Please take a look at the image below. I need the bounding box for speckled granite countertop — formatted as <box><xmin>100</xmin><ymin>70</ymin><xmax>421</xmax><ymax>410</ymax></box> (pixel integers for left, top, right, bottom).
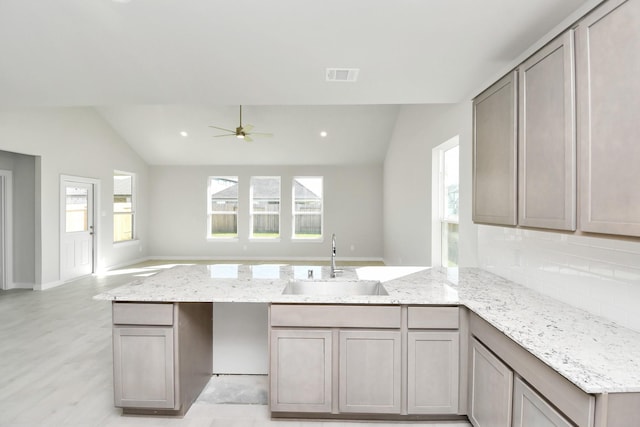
<box><xmin>95</xmin><ymin>264</ymin><xmax>640</xmax><ymax>395</ymax></box>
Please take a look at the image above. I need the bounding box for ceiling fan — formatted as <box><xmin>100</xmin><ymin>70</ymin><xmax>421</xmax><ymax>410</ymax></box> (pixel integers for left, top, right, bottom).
<box><xmin>209</xmin><ymin>105</ymin><xmax>273</xmax><ymax>142</ymax></box>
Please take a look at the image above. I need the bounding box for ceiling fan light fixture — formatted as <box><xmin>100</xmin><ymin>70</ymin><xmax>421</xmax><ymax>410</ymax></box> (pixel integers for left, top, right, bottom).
<box><xmin>209</xmin><ymin>105</ymin><xmax>273</xmax><ymax>142</ymax></box>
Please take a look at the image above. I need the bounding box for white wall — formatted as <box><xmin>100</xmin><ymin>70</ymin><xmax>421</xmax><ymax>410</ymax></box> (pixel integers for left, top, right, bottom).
<box><xmin>0</xmin><ymin>108</ymin><xmax>149</xmax><ymax>287</ymax></box>
<box><xmin>383</xmin><ymin>102</ymin><xmax>477</xmax><ymax>267</ymax></box>
<box><xmin>148</xmin><ymin>164</ymin><xmax>383</xmax><ymax>260</ymax></box>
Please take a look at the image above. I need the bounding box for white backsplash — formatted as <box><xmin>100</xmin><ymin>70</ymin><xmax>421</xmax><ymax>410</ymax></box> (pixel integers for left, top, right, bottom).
<box><xmin>477</xmin><ymin>225</ymin><xmax>640</xmax><ymax>332</ymax></box>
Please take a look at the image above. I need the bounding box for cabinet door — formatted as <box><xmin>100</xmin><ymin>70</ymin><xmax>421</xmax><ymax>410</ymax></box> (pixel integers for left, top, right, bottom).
<box><xmin>270</xmin><ymin>329</ymin><xmax>332</xmax><ymax>413</ymax></box>
<box><xmin>407</xmin><ymin>331</ymin><xmax>459</xmax><ymax>414</ymax></box>
<box><xmin>513</xmin><ymin>376</ymin><xmax>572</xmax><ymax>427</ymax></box>
<box><xmin>577</xmin><ymin>0</ymin><xmax>640</xmax><ymax>237</ymax></box>
<box><xmin>469</xmin><ymin>338</ymin><xmax>513</xmax><ymax>427</ymax></box>
<box><xmin>518</xmin><ymin>30</ymin><xmax>576</xmax><ymax>230</ymax></box>
<box><xmin>113</xmin><ymin>326</ymin><xmax>175</xmax><ymax>409</ymax></box>
<box><xmin>473</xmin><ymin>71</ymin><xmax>518</xmax><ymax>226</ymax></box>
<box><xmin>339</xmin><ymin>330</ymin><xmax>401</xmax><ymax>414</ymax></box>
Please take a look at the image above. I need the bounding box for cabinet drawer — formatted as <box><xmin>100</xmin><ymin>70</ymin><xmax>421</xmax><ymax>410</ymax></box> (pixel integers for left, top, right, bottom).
<box><xmin>113</xmin><ymin>302</ymin><xmax>174</xmax><ymax>325</ymax></box>
<box><xmin>271</xmin><ymin>305</ymin><xmax>401</xmax><ymax>328</ymax></box>
<box><xmin>408</xmin><ymin>306</ymin><xmax>459</xmax><ymax>329</ymax></box>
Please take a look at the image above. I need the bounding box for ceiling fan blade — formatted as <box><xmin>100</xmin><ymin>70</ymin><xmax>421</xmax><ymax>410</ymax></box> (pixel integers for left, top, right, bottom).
<box><xmin>250</xmin><ymin>132</ymin><xmax>273</xmax><ymax>137</ymax></box>
<box><xmin>213</xmin><ymin>134</ymin><xmax>235</xmax><ymax>138</ymax></box>
<box><xmin>243</xmin><ymin>124</ymin><xmax>254</xmax><ymax>133</ymax></box>
<box><xmin>209</xmin><ymin>125</ymin><xmax>236</xmax><ymax>133</ymax></box>
<box><xmin>244</xmin><ymin>135</ymin><xmax>254</xmax><ymax>142</ymax></box>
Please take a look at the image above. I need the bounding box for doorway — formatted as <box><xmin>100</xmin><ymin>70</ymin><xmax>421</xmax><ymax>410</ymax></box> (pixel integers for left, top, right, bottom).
<box><xmin>0</xmin><ymin>170</ymin><xmax>13</xmax><ymax>290</ymax></box>
<box><xmin>60</xmin><ymin>177</ymin><xmax>98</xmax><ymax>281</ymax></box>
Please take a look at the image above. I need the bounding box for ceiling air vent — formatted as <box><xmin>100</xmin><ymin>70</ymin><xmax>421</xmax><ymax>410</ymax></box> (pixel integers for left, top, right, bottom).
<box><xmin>326</xmin><ymin>68</ymin><xmax>359</xmax><ymax>82</ymax></box>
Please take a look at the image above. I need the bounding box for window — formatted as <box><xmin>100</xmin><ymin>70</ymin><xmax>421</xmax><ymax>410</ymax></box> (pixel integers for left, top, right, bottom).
<box><xmin>432</xmin><ymin>138</ymin><xmax>459</xmax><ymax>267</ymax></box>
<box><xmin>113</xmin><ymin>172</ymin><xmax>135</xmax><ymax>242</ymax></box>
<box><xmin>208</xmin><ymin>177</ymin><xmax>239</xmax><ymax>238</ymax></box>
<box><xmin>250</xmin><ymin>176</ymin><xmax>280</xmax><ymax>239</ymax></box>
<box><xmin>67</xmin><ymin>186</ymin><xmax>89</xmax><ymax>233</ymax></box>
<box><xmin>292</xmin><ymin>177</ymin><xmax>323</xmax><ymax>239</ymax></box>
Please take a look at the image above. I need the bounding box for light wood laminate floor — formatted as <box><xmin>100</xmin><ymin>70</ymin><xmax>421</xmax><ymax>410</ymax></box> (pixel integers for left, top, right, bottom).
<box><xmin>0</xmin><ymin>261</ymin><xmax>470</xmax><ymax>427</ymax></box>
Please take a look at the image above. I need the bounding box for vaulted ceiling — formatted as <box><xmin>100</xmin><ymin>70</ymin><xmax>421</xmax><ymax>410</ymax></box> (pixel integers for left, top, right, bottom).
<box><xmin>0</xmin><ymin>0</ymin><xmax>592</xmax><ymax>164</ymax></box>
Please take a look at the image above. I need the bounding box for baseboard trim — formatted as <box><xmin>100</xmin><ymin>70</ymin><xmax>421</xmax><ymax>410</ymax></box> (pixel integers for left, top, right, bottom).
<box><xmin>8</xmin><ymin>282</ymin><xmax>35</xmax><ymax>290</ymax></box>
<box><xmin>100</xmin><ymin>256</ymin><xmax>151</xmax><ymax>273</ymax></box>
<box><xmin>35</xmin><ymin>280</ymin><xmax>64</xmax><ymax>291</ymax></box>
<box><xmin>146</xmin><ymin>255</ymin><xmax>385</xmax><ymax>263</ymax></box>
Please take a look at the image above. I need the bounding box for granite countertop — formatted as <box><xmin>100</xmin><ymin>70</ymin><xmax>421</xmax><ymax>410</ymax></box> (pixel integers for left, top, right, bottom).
<box><xmin>94</xmin><ymin>264</ymin><xmax>640</xmax><ymax>395</ymax></box>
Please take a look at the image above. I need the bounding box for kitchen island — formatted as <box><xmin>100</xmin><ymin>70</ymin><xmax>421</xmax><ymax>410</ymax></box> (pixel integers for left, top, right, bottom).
<box><xmin>95</xmin><ymin>265</ymin><xmax>640</xmax><ymax>426</ymax></box>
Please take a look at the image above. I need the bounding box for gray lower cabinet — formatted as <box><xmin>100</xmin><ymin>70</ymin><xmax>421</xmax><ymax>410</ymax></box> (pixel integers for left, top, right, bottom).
<box><xmin>518</xmin><ymin>29</ymin><xmax>576</xmax><ymax>231</ymax></box>
<box><xmin>576</xmin><ymin>0</ymin><xmax>640</xmax><ymax>237</ymax></box>
<box><xmin>269</xmin><ymin>305</ymin><xmax>465</xmax><ymax>420</ymax></box>
<box><xmin>269</xmin><ymin>329</ymin><xmax>332</xmax><ymax>413</ymax></box>
<box><xmin>407</xmin><ymin>331</ymin><xmax>459</xmax><ymax>414</ymax></box>
<box><xmin>513</xmin><ymin>376</ymin><xmax>572</xmax><ymax>427</ymax></box>
<box><xmin>112</xmin><ymin>302</ymin><xmax>213</xmax><ymax>415</ymax></box>
<box><xmin>469</xmin><ymin>337</ymin><xmax>513</xmax><ymax>427</ymax></box>
<box><xmin>472</xmin><ymin>70</ymin><xmax>518</xmax><ymax>226</ymax></box>
<box><xmin>113</xmin><ymin>326</ymin><xmax>175</xmax><ymax>409</ymax></box>
<box><xmin>339</xmin><ymin>330</ymin><xmax>401</xmax><ymax>414</ymax></box>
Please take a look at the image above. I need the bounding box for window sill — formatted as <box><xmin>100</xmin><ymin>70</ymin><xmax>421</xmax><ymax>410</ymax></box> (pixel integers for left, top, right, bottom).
<box><xmin>113</xmin><ymin>239</ymin><xmax>140</xmax><ymax>247</ymax></box>
<box><xmin>292</xmin><ymin>237</ymin><xmax>324</xmax><ymax>243</ymax></box>
<box><xmin>249</xmin><ymin>237</ymin><xmax>281</xmax><ymax>242</ymax></box>
<box><xmin>207</xmin><ymin>237</ymin><xmax>239</xmax><ymax>242</ymax></box>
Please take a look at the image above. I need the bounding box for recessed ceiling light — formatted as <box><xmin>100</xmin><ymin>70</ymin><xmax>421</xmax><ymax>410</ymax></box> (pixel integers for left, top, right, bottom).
<box><xmin>320</xmin><ymin>131</ymin><xmax>328</xmax><ymax>138</ymax></box>
<box><xmin>180</xmin><ymin>131</ymin><xmax>188</xmax><ymax>137</ymax></box>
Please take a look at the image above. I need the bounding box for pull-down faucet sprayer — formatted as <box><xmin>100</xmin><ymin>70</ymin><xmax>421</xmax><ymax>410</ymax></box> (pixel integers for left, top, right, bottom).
<box><xmin>330</xmin><ymin>233</ymin><xmax>343</xmax><ymax>278</ymax></box>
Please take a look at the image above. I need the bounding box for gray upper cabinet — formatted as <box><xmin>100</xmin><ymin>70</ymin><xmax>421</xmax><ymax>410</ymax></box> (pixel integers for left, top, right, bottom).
<box><xmin>518</xmin><ymin>30</ymin><xmax>576</xmax><ymax>231</ymax></box>
<box><xmin>473</xmin><ymin>71</ymin><xmax>518</xmax><ymax>226</ymax></box>
<box><xmin>576</xmin><ymin>0</ymin><xmax>640</xmax><ymax>237</ymax></box>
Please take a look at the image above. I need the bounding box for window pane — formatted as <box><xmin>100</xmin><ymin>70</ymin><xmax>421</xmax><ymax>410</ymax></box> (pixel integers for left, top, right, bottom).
<box><xmin>441</xmin><ymin>222</ymin><xmax>459</xmax><ymax>267</ymax></box>
<box><xmin>114</xmin><ymin>213</ymin><xmax>133</xmax><ymax>242</ymax></box>
<box><xmin>211</xmin><ymin>177</ymin><xmax>238</xmax><ymax>211</ymax></box>
<box><xmin>443</xmin><ymin>145</ymin><xmax>459</xmax><ymax>221</ymax></box>
<box><xmin>252</xmin><ymin>214</ymin><xmax>279</xmax><ymax>237</ymax></box>
<box><xmin>114</xmin><ymin>173</ymin><xmax>134</xmax><ymax>241</ymax></box>
<box><xmin>66</xmin><ymin>186</ymin><xmax>88</xmax><ymax>232</ymax></box>
<box><xmin>114</xmin><ymin>175</ymin><xmax>132</xmax><ymax>196</ymax></box>
<box><xmin>251</xmin><ymin>177</ymin><xmax>280</xmax><ymax>238</ymax></box>
<box><xmin>293</xmin><ymin>177</ymin><xmax>323</xmax><ymax>239</ymax></box>
<box><xmin>210</xmin><ymin>177</ymin><xmax>238</xmax><ymax>238</ymax></box>
<box><xmin>211</xmin><ymin>213</ymin><xmax>238</xmax><ymax>238</ymax></box>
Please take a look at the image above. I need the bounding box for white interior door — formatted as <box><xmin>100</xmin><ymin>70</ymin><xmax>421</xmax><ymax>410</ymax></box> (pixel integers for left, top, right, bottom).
<box><xmin>60</xmin><ymin>180</ymin><xmax>94</xmax><ymax>281</ymax></box>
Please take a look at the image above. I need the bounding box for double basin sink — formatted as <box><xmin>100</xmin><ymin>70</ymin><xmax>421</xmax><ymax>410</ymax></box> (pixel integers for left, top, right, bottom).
<box><xmin>282</xmin><ymin>279</ymin><xmax>388</xmax><ymax>296</ymax></box>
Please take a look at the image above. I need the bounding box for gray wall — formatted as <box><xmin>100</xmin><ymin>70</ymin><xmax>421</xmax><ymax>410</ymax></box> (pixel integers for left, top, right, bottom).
<box><xmin>148</xmin><ymin>164</ymin><xmax>383</xmax><ymax>261</ymax></box>
<box><xmin>383</xmin><ymin>102</ymin><xmax>477</xmax><ymax>267</ymax></box>
<box><xmin>0</xmin><ymin>150</ymin><xmax>36</xmax><ymax>285</ymax></box>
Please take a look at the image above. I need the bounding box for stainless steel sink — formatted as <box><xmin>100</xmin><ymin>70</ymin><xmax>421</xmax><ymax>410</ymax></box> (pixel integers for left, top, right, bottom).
<box><xmin>282</xmin><ymin>280</ymin><xmax>388</xmax><ymax>296</ymax></box>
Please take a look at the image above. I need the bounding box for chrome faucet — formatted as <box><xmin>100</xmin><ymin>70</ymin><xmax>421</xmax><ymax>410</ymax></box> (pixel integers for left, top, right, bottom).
<box><xmin>330</xmin><ymin>233</ymin><xmax>343</xmax><ymax>278</ymax></box>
